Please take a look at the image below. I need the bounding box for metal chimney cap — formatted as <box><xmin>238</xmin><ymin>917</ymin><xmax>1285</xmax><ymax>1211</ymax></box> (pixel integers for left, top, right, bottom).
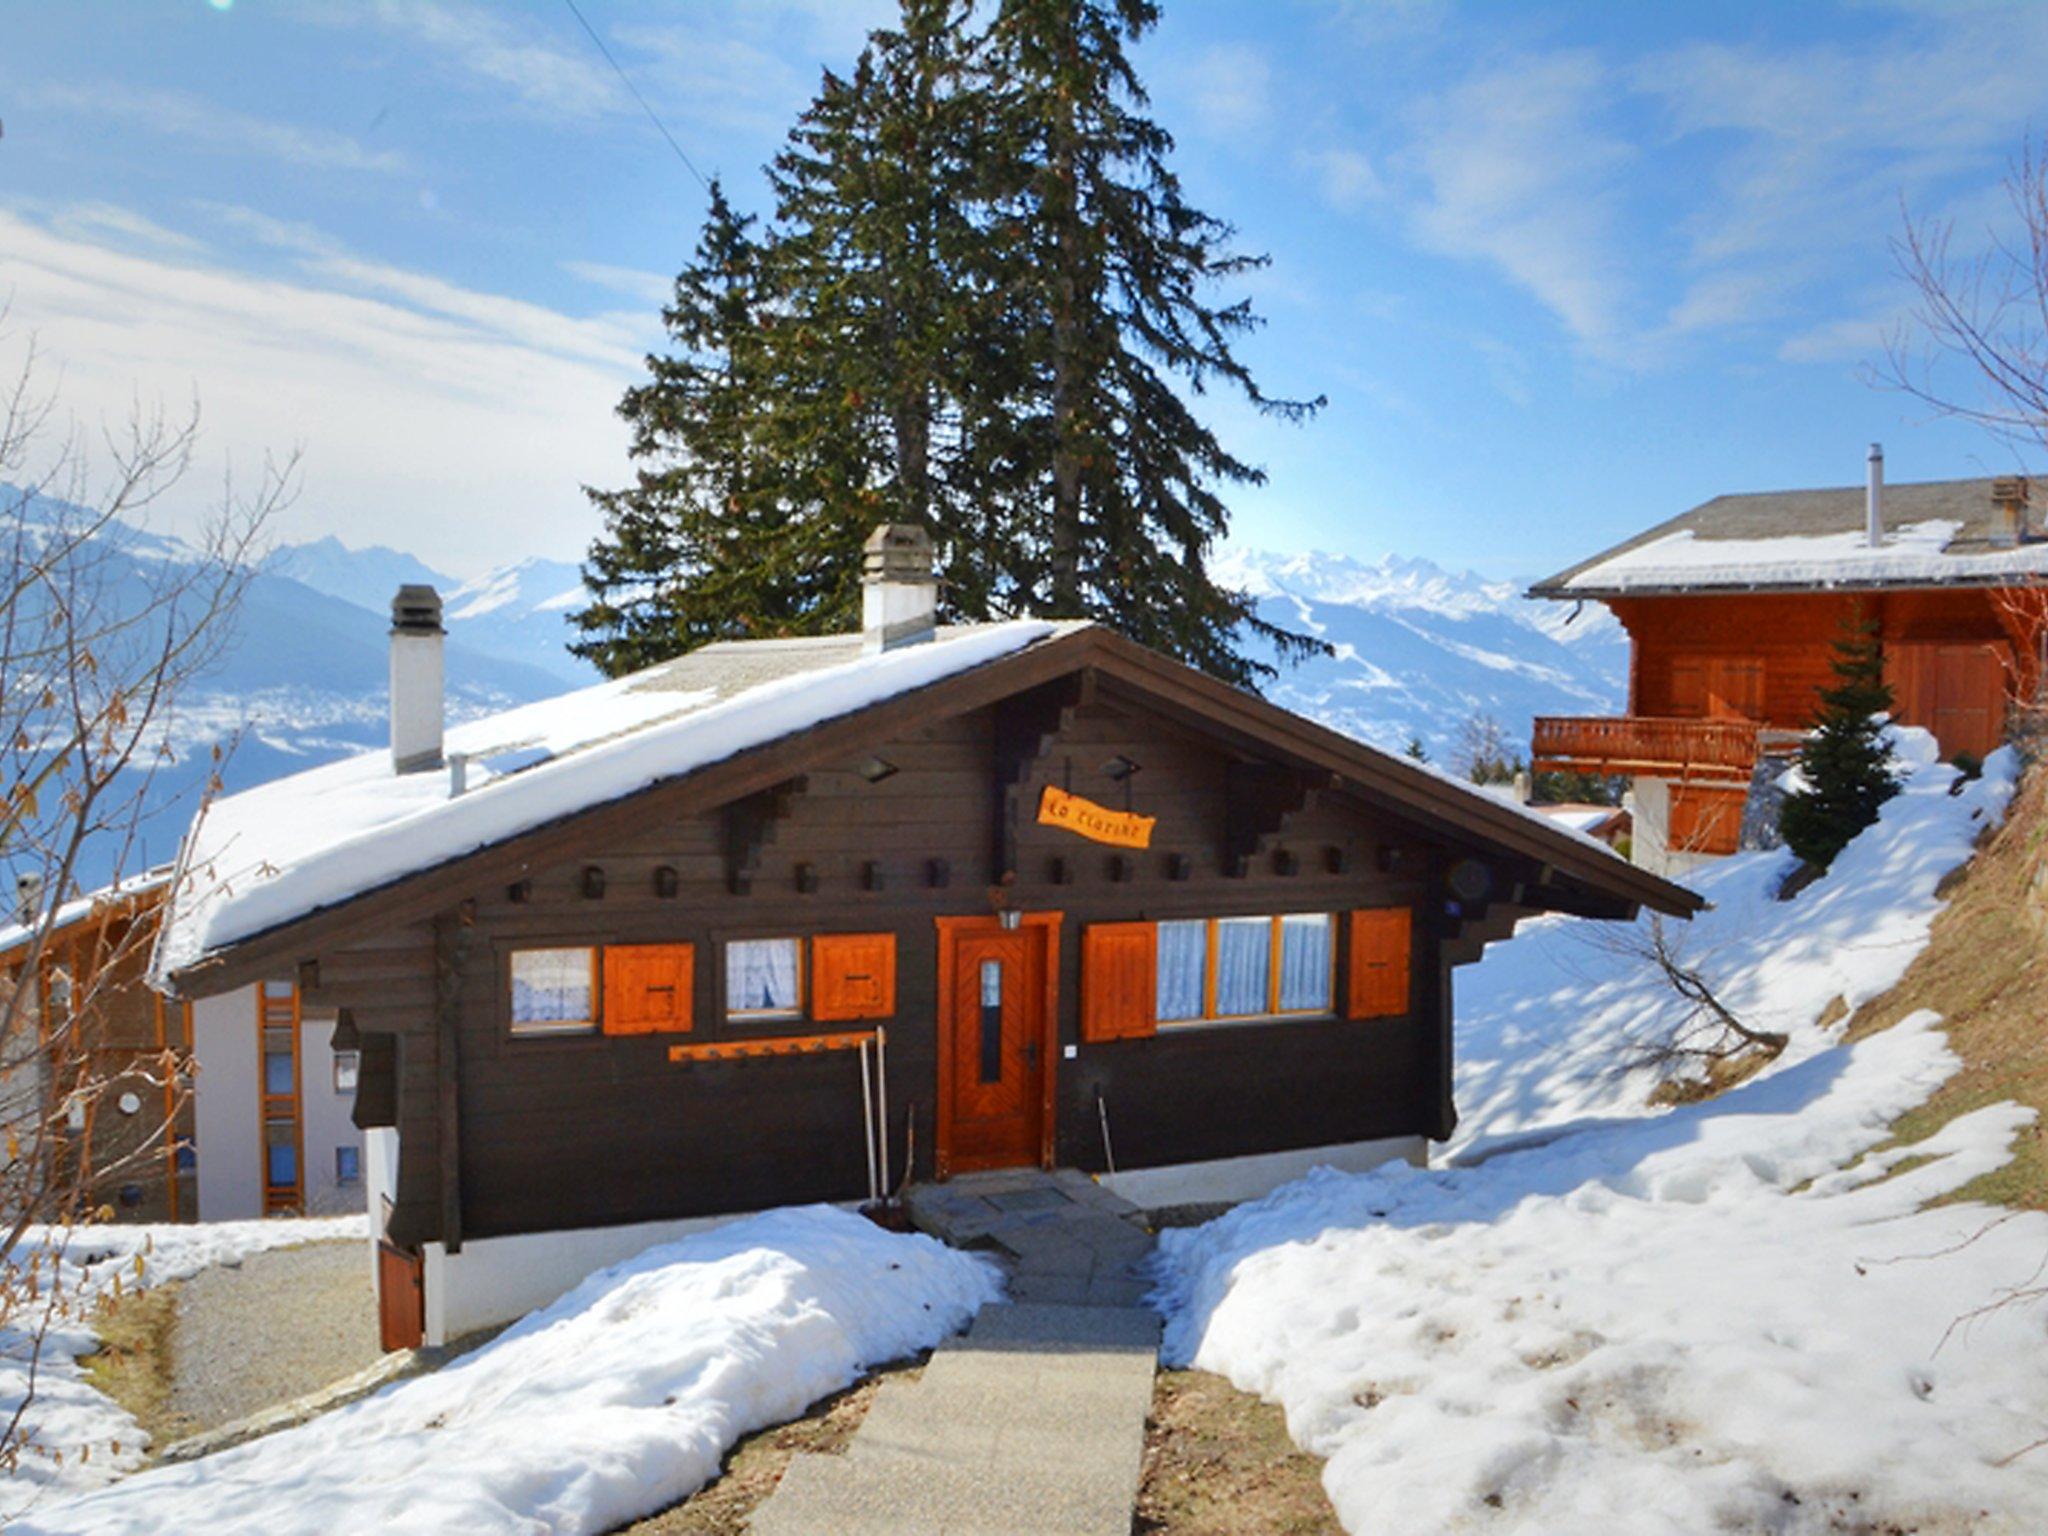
<box><xmin>391</xmin><ymin>584</ymin><xmax>445</xmax><ymax>635</ymax></box>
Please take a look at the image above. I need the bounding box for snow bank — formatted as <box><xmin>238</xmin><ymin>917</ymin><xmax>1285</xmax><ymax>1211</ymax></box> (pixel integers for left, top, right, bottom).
<box><xmin>158</xmin><ymin>621</ymin><xmax>1062</xmax><ymax>973</ymax></box>
<box><xmin>1155</xmin><ymin>1019</ymin><xmax>2048</xmax><ymax>1533</ymax></box>
<box><xmin>1451</xmin><ymin>733</ymin><xmax>2016</xmax><ymax>1159</ymax></box>
<box><xmin>2</xmin><ymin>1216</ymin><xmax>366</xmax><ymax>1510</ymax></box>
<box><xmin>16</xmin><ymin>1206</ymin><xmax>1001</xmax><ymax>1535</ymax></box>
<box><xmin>1154</xmin><ymin>735</ymin><xmax>2048</xmax><ymax>1533</ymax></box>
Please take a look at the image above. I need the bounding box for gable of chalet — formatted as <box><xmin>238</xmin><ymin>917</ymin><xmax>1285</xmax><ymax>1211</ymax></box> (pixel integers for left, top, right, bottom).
<box><xmin>157</xmin><ymin>623</ymin><xmax>1697</xmax><ymax>996</ymax></box>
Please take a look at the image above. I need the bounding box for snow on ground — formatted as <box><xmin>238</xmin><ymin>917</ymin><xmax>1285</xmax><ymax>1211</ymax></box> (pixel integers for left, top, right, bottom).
<box><xmin>1</xmin><ymin>1215</ymin><xmax>366</xmax><ymax>1511</ymax></box>
<box><xmin>1452</xmin><ymin>730</ymin><xmax>2015</xmax><ymax>1160</ymax></box>
<box><xmin>1154</xmin><ymin>734</ymin><xmax>2048</xmax><ymax>1534</ymax></box>
<box><xmin>15</xmin><ymin>1206</ymin><xmax>1001</xmax><ymax>1536</ymax></box>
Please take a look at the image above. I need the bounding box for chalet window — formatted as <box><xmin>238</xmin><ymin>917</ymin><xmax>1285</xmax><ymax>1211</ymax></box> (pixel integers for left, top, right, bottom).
<box><xmin>335</xmin><ymin>1145</ymin><xmax>361</xmax><ymax>1186</ymax></box>
<box><xmin>333</xmin><ymin>1050</ymin><xmax>360</xmax><ymax>1095</ymax></box>
<box><xmin>1156</xmin><ymin>913</ymin><xmax>1337</xmax><ymax>1026</ymax></box>
<box><xmin>727</xmin><ymin>937</ymin><xmax>803</xmax><ymax>1021</ymax></box>
<box><xmin>509</xmin><ymin>947</ymin><xmax>598</xmax><ymax>1035</ymax></box>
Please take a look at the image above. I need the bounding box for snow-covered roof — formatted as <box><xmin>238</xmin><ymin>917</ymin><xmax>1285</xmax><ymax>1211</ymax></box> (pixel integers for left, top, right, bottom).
<box><xmin>1532</xmin><ymin>475</ymin><xmax>2048</xmax><ymax>597</ymax></box>
<box><xmin>156</xmin><ymin>621</ymin><xmax>1072</xmax><ymax>977</ymax></box>
<box><xmin>0</xmin><ymin>867</ymin><xmax>173</xmax><ymax>965</ymax></box>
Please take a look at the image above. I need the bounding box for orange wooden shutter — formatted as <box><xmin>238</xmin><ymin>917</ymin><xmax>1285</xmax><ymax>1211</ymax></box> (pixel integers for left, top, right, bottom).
<box><xmin>1082</xmin><ymin>922</ymin><xmax>1157</xmax><ymax>1042</ymax></box>
<box><xmin>602</xmin><ymin>943</ymin><xmax>694</xmax><ymax>1034</ymax></box>
<box><xmin>811</xmin><ymin>932</ymin><xmax>897</xmax><ymax>1022</ymax></box>
<box><xmin>1347</xmin><ymin>909</ymin><xmax>1411</xmax><ymax>1020</ymax></box>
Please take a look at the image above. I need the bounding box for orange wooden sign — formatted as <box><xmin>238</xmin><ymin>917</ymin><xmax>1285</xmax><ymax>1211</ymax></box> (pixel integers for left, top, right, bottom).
<box><xmin>1036</xmin><ymin>785</ymin><xmax>1155</xmax><ymax>850</ymax></box>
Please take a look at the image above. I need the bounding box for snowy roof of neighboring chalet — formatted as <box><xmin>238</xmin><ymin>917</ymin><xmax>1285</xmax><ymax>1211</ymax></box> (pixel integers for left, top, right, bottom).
<box><xmin>154</xmin><ymin>621</ymin><xmax>1074</xmax><ymax>979</ymax></box>
<box><xmin>0</xmin><ymin>867</ymin><xmax>173</xmax><ymax>965</ymax></box>
<box><xmin>1530</xmin><ymin>475</ymin><xmax>2048</xmax><ymax>598</ymax></box>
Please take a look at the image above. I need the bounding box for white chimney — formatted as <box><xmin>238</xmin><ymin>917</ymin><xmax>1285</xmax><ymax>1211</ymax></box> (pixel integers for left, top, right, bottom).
<box><xmin>389</xmin><ymin>585</ymin><xmax>445</xmax><ymax>773</ymax></box>
<box><xmin>1866</xmin><ymin>443</ymin><xmax>1884</xmax><ymax>548</ymax></box>
<box><xmin>861</xmin><ymin>524</ymin><xmax>938</xmax><ymax>654</ymax></box>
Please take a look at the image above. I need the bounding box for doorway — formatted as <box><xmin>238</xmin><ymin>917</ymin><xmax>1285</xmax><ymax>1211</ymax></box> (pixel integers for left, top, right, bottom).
<box><xmin>934</xmin><ymin>914</ymin><xmax>1061</xmax><ymax>1177</ymax></box>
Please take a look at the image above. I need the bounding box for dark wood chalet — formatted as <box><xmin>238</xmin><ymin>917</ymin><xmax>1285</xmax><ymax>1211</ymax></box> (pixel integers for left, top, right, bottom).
<box><xmin>1530</xmin><ymin>460</ymin><xmax>2048</xmax><ymax>865</ymax></box>
<box><xmin>155</xmin><ymin>527</ymin><xmax>1696</xmax><ymax>1344</ymax></box>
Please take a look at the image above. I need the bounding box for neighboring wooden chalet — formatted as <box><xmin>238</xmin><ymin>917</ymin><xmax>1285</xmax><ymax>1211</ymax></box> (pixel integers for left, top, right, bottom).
<box><xmin>153</xmin><ymin>527</ymin><xmax>1696</xmax><ymax>1347</ymax></box>
<box><xmin>0</xmin><ymin>878</ymin><xmax>365</xmax><ymax>1223</ymax></box>
<box><xmin>1530</xmin><ymin>458</ymin><xmax>2047</xmax><ymax>870</ymax></box>
<box><xmin>0</xmin><ymin>874</ymin><xmax>194</xmax><ymax>1222</ymax></box>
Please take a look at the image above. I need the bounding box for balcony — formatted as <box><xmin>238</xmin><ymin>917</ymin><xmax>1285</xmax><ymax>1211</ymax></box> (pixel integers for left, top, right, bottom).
<box><xmin>1531</xmin><ymin>715</ymin><xmax>1761</xmax><ymax>784</ymax></box>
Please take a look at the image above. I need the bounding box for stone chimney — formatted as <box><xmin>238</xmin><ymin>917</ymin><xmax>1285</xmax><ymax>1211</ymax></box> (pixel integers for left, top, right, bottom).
<box><xmin>862</xmin><ymin>524</ymin><xmax>937</xmax><ymax>654</ymax></box>
<box><xmin>389</xmin><ymin>585</ymin><xmax>445</xmax><ymax>774</ymax></box>
<box><xmin>1991</xmin><ymin>476</ymin><xmax>2029</xmax><ymax>548</ymax></box>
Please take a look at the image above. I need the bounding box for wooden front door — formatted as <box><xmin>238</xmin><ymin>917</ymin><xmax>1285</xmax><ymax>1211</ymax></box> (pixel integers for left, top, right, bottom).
<box><xmin>938</xmin><ymin>919</ymin><xmax>1055</xmax><ymax>1176</ymax></box>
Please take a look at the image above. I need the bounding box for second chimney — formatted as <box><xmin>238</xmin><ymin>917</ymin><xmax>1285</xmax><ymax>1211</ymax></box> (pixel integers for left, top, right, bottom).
<box><xmin>862</xmin><ymin>524</ymin><xmax>937</xmax><ymax>654</ymax></box>
<box><xmin>390</xmin><ymin>584</ymin><xmax>445</xmax><ymax>774</ymax></box>
<box><xmin>1866</xmin><ymin>442</ymin><xmax>1884</xmax><ymax>548</ymax></box>
<box><xmin>1991</xmin><ymin>476</ymin><xmax>2029</xmax><ymax>548</ymax></box>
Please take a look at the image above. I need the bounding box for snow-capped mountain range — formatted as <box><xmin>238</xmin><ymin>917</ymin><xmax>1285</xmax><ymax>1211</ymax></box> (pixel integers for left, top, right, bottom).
<box><xmin>22</xmin><ymin>499</ymin><xmax>1622</xmax><ymax>888</ymax></box>
<box><xmin>1218</xmin><ymin>548</ymin><xmax>1626</xmax><ymax>761</ymax></box>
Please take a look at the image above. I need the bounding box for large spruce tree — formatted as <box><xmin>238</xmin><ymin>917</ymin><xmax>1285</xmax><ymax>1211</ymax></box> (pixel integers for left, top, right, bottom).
<box><xmin>570</xmin><ymin>182</ymin><xmax>813</xmax><ymax>674</ymax></box>
<box><xmin>1778</xmin><ymin>618</ymin><xmax>1900</xmax><ymax>871</ymax></box>
<box><xmin>980</xmin><ymin>0</ymin><xmax>1324</xmax><ymax>682</ymax></box>
<box><xmin>574</xmin><ymin>0</ymin><xmax>1320</xmax><ymax>685</ymax></box>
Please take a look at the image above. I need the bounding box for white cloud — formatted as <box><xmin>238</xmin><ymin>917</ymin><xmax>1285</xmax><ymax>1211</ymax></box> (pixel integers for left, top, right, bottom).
<box><xmin>563</xmin><ymin>260</ymin><xmax>674</xmax><ymax>308</ymax></box>
<box><xmin>1173</xmin><ymin>44</ymin><xmax>1275</xmax><ymax>140</ymax></box>
<box><xmin>356</xmin><ymin>0</ymin><xmax>621</xmax><ymax>118</ymax></box>
<box><xmin>1301</xmin><ymin>147</ymin><xmax>1385</xmax><ymax>210</ymax></box>
<box><xmin>1402</xmin><ymin>51</ymin><xmax>1641</xmax><ymax>361</ymax></box>
<box><xmin>0</xmin><ymin>200</ymin><xmax>643</xmax><ymax>575</ymax></box>
<box><xmin>29</xmin><ymin>82</ymin><xmax>408</xmax><ymax>174</ymax></box>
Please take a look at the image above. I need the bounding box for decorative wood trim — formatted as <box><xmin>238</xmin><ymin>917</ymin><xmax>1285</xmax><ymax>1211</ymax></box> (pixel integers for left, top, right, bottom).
<box><xmin>666</xmin><ymin>1029</ymin><xmax>875</xmax><ymax>1064</ymax></box>
<box><xmin>933</xmin><ymin>912</ymin><xmax>1063</xmax><ymax>1180</ymax></box>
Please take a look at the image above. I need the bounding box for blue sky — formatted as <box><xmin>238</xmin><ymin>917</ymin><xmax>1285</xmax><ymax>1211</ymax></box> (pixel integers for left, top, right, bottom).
<box><xmin>2</xmin><ymin>0</ymin><xmax>2042</xmax><ymax>581</ymax></box>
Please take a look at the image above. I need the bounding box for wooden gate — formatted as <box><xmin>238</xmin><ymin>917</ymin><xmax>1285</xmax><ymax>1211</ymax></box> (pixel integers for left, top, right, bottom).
<box><xmin>377</xmin><ymin>1240</ymin><xmax>425</xmax><ymax>1352</ymax></box>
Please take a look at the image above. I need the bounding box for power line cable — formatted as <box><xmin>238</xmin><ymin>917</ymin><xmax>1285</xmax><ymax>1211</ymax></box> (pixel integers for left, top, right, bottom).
<box><xmin>559</xmin><ymin>0</ymin><xmax>712</xmax><ymax>193</ymax></box>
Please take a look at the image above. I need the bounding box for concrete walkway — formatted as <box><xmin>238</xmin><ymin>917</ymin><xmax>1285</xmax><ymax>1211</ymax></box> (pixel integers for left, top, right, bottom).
<box><xmin>749</xmin><ymin>1170</ymin><xmax>1160</xmax><ymax>1536</ymax></box>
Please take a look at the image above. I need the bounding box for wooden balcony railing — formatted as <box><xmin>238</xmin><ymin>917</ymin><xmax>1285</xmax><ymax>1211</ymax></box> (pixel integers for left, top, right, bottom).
<box><xmin>1531</xmin><ymin>716</ymin><xmax>1761</xmax><ymax>783</ymax></box>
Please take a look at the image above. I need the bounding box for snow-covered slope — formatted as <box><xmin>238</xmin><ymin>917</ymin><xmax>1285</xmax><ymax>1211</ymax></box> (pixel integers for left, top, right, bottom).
<box><xmin>444</xmin><ymin>555</ymin><xmax>591</xmax><ymax>684</ymax></box>
<box><xmin>0</xmin><ymin>496</ymin><xmax>574</xmax><ymax>888</ymax></box>
<box><xmin>1155</xmin><ymin>740</ymin><xmax>2048</xmax><ymax>1533</ymax></box>
<box><xmin>1217</xmin><ymin>548</ymin><xmax>1626</xmax><ymax>762</ymax></box>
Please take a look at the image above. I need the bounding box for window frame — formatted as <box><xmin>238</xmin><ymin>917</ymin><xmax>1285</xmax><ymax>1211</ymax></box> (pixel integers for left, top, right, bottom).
<box><xmin>723</xmin><ymin>935</ymin><xmax>807</xmax><ymax>1024</ymax></box>
<box><xmin>332</xmin><ymin>1049</ymin><xmax>360</xmax><ymax>1095</ymax></box>
<box><xmin>334</xmin><ymin>1144</ymin><xmax>362</xmax><ymax>1187</ymax></box>
<box><xmin>1157</xmin><ymin>912</ymin><xmax>1338</xmax><ymax>1028</ymax></box>
<box><xmin>507</xmin><ymin>945</ymin><xmax>602</xmax><ymax>1038</ymax></box>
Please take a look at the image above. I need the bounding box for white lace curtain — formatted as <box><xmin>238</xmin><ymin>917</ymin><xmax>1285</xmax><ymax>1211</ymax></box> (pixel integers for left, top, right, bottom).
<box><xmin>728</xmin><ymin>938</ymin><xmax>801</xmax><ymax>1014</ymax></box>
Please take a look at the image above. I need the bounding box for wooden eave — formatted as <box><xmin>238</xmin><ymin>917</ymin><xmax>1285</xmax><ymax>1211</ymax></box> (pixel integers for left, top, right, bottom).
<box><xmin>164</xmin><ymin>626</ymin><xmax>1701</xmax><ymax>996</ymax></box>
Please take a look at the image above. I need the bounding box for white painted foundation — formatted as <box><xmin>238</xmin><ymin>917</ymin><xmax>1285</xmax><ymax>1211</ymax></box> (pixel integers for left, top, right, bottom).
<box><xmin>421</xmin><ymin>1208</ymin><xmax>832</xmax><ymax>1345</ymax></box>
<box><xmin>1628</xmin><ymin>777</ymin><xmax>1718</xmax><ymax>881</ymax></box>
<box><xmin>1098</xmin><ymin>1134</ymin><xmax>1428</xmax><ymax>1211</ymax></box>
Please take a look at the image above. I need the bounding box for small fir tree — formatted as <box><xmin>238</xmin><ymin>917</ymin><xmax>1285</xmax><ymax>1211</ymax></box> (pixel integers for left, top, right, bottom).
<box><xmin>1404</xmin><ymin>732</ymin><xmax>1429</xmax><ymax>763</ymax></box>
<box><xmin>1778</xmin><ymin>618</ymin><xmax>1899</xmax><ymax>870</ymax></box>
